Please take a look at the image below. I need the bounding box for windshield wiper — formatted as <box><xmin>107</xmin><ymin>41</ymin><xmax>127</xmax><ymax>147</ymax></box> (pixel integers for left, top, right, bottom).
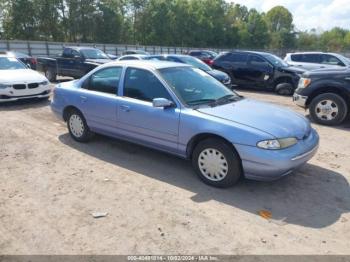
<box><xmin>209</xmin><ymin>94</ymin><xmax>241</xmax><ymax>106</ymax></box>
<box><xmin>187</xmin><ymin>99</ymin><xmax>216</xmax><ymax>106</ymax></box>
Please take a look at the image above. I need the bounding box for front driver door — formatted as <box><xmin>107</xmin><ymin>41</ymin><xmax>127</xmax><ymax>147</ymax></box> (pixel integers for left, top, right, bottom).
<box><xmin>117</xmin><ymin>67</ymin><xmax>180</xmax><ymax>153</ymax></box>
<box><xmin>246</xmin><ymin>55</ymin><xmax>273</xmax><ymax>89</ymax></box>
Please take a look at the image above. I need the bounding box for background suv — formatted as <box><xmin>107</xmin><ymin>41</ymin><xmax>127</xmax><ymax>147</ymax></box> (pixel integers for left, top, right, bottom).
<box><xmin>212</xmin><ymin>51</ymin><xmax>304</xmax><ymax>95</ymax></box>
<box><xmin>284</xmin><ymin>52</ymin><xmax>350</xmax><ymax>71</ymax></box>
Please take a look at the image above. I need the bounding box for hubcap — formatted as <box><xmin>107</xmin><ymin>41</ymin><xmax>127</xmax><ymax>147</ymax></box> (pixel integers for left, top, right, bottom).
<box><xmin>198</xmin><ymin>148</ymin><xmax>228</xmax><ymax>182</ymax></box>
<box><xmin>69</xmin><ymin>114</ymin><xmax>84</xmax><ymax>137</ymax></box>
<box><xmin>315</xmin><ymin>100</ymin><xmax>339</xmax><ymax>121</ymax></box>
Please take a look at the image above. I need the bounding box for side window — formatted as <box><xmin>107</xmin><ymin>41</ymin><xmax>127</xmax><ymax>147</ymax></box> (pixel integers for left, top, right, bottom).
<box><xmin>249</xmin><ymin>55</ymin><xmax>269</xmax><ymax>68</ymax></box>
<box><xmin>124</xmin><ymin>68</ymin><xmax>172</xmax><ymax>102</ymax></box>
<box><xmin>62</xmin><ymin>49</ymin><xmax>73</xmax><ymax>58</ymax></box>
<box><xmin>322</xmin><ymin>55</ymin><xmax>345</xmax><ymax>66</ymax></box>
<box><xmin>86</xmin><ymin>67</ymin><xmax>122</xmax><ymax>94</ymax></box>
<box><xmin>303</xmin><ymin>54</ymin><xmax>322</xmax><ymax>63</ymax></box>
<box><xmin>291</xmin><ymin>54</ymin><xmax>303</xmax><ymax>62</ymax></box>
<box><xmin>226</xmin><ymin>53</ymin><xmax>248</xmax><ymax>63</ymax></box>
<box><xmin>71</xmin><ymin>50</ymin><xmax>80</xmax><ymax>58</ymax></box>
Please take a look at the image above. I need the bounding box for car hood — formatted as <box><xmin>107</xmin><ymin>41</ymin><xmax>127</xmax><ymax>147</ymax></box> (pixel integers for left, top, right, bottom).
<box><xmin>303</xmin><ymin>67</ymin><xmax>350</xmax><ymax>77</ymax></box>
<box><xmin>196</xmin><ymin>98</ymin><xmax>311</xmax><ymax>139</ymax></box>
<box><xmin>85</xmin><ymin>58</ymin><xmax>112</xmax><ymax>65</ymax></box>
<box><xmin>280</xmin><ymin>66</ymin><xmax>306</xmax><ymax>74</ymax></box>
<box><xmin>0</xmin><ymin>69</ymin><xmax>48</xmax><ymax>84</ymax></box>
<box><xmin>207</xmin><ymin>69</ymin><xmax>229</xmax><ymax>81</ymax></box>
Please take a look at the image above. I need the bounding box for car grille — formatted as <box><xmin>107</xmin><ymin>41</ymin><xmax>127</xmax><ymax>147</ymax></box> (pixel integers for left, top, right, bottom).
<box><xmin>13</xmin><ymin>84</ymin><xmax>26</xmax><ymax>90</ymax></box>
<box><xmin>28</xmin><ymin>83</ymin><xmax>39</xmax><ymax>89</ymax></box>
<box><xmin>12</xmin><ymin>83</ymin><xmax>40</xmax><ymax>90</ymax></box>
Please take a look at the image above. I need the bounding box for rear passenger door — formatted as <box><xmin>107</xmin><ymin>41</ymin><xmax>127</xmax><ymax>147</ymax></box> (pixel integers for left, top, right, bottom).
<box><xmin>78</xmin><ymin>66</ymin><xmax>123</xmax><ymax>133</ymax></box>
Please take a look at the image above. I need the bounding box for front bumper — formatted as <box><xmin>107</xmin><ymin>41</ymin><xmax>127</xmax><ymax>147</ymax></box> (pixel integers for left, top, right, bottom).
<box><xmin>235</xmin><ymin>128</ymin><xmax>319</xmax><ymax>181</ymax></box>
<box><xmin>293</xmin><ymin>93</ymin><xmax>308</xmax><ymax>108</ymax></box>
<box><xmin>0</xmin><ymin>84</ymin><xmax>51</xmax><ymax>103</ymax></box>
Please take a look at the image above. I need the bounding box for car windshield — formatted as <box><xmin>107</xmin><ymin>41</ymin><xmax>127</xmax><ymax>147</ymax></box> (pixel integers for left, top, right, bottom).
<box><xmin>179</xmin><ymin>56</ymin><xmax>212</xmax><ymax>71</ymax></box>
<box><xmin>80</xmin><ymin>49</ymin><xmax>109</xmax><ymax>59</ymax></box>
<box><xmin>0</xmin><ymin>57</ymin><xmax>26</xmax><ymax>70</ymax></box>
<box><xmin>263</xmin><ymin>53</ymin><xmax>289</xmax><ymax>67</ymax></box>
<box><xmin>159</xmin><ymin>67</ymin><xmax>240</xmax><ymax>107</ymax></box>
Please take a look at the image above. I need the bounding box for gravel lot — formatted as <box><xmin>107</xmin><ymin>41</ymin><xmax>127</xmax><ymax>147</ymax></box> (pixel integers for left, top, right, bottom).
<box><xmin>0</xmin><ymin>84</ymin><xmax>349</xmax><ymax>255</ymax></box>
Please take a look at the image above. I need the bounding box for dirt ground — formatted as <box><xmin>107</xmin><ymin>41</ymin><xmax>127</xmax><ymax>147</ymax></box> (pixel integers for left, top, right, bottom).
<box><xmin>0</xmin><ymin>85</ymin><xmax>349</xmax><ymax>255</ymax></box>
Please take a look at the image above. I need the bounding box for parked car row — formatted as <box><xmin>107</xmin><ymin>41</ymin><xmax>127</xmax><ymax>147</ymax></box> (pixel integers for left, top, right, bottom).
<box><xmin>1</xmin><ymin>46</ymin><xmax>350</xmax><ymax>126</ymax></box>
<box><xmin>2</xmin><ymin>45</ymin><xmax>349</xmax><ymax>188</ymax></box>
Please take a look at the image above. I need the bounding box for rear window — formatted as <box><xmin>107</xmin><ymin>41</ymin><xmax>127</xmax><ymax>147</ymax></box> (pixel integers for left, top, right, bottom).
<box><xmin>216</xmin><ymin>53</ymin><xmax>248</xmax><ymax>63</ymax></box>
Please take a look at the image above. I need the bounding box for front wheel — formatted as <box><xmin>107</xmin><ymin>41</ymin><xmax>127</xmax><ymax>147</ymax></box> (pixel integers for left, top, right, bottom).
<box><xmin>45</xmin><ymin>68</ymin><xmax>57</xmax><ymax>82</ymax></box>
<box><xmin>192</xmin><ymin>138</ymin><xmax>242</xmax><ymax>188</ymax></box>
<box><xmin>275</xmin><ymin>82</ymin><xmax>294</xmax><ymax>96</ymax></box>
<box><xmin>67</xmin><ymin>109</ymin><xmax>93</xmax><ymax>142</ymax></box>
<box><xmin>309</xmin><ymin>93</ymin><xmax>348</xmax><ymax>126</ymax></box>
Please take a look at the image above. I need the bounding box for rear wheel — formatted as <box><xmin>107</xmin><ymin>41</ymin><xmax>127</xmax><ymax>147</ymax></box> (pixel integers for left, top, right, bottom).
<box><xmin>309</xmin><ymin>93</ymin><xmax>348</xmax><ymax>126</ymax></box>
<box><xmin>45</xmin><ymin>68</ymin><xmax>57</xmax><ymax>82</ymax></box>
<box><xmin>67</xmin><ymin>109</ymin><xmax>93</xmax><ymax>142</ymax></box>
<box><xmin>192</xmin><ymin>138</ymin><xmax>242</xmax><ymax>188</ymax></box>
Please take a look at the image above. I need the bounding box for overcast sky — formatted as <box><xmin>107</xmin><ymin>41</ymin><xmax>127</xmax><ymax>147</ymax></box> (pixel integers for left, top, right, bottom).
<box><xmin>227</xmin><ymin>0</ymin><xmax>350</xmax><ymax>31</ymax></box>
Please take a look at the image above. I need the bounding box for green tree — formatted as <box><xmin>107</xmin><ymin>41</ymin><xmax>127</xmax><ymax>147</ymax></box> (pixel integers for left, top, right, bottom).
<box><xmin>320</xmin><ymin>27</ymin><xmax>347</xmax><ymax>51</ymax></box>
<box><xmin>2</xmin><ymin>0</ymin><xmax>38</xmax><ymax>40</ymax></box>
<box><xmin>238</xmin><ymin>9</ymin><xmax>269</xmax><ymax>49</ymax></box>
<box><xmin>265</xmin><ymin>6</ymin><xmax>295</xmax><ymax>49</ymax></box>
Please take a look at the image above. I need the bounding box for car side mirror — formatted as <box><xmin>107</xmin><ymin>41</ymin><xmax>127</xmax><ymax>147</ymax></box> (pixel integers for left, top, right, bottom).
<box><xmin>152</xmin><ymin>98</ymin><xmax>174</xmax><ymax>108</ymax></box>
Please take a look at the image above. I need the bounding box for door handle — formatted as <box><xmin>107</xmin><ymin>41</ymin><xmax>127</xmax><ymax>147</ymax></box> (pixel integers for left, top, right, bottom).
<box><xmin>345</xmin><ymin>77</ymin><xmax>350</xmax><ymax>81</ymax></box>
<box><xmin>80</xmin><ymin>96</ymin><xmax>87</xmax><ymax>102</ymax></box>
<box><xmin>120</xmin><ymin>105</ymin><xmax>130</xmax><ymax>112</ymax></box>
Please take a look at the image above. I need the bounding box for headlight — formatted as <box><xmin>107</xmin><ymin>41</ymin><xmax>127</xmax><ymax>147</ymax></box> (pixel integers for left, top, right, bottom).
<box><xmin>0</xmin><ymin>84</ymin><xmax>11</xmax><ymax>89</ymax></box>
<box><xmin>39</xmin><ymin>80</ymin><xmax>49</xmax><ymax>86</ymax></box>
<box><xmin>298</xmin><ymin>78</ymin><xmax>311</xmax><ymax>89</ymax></box>
<box><xmin>257</xmin><ymin>137</ymin><xmax>298</xmax><ymax>150</ymax></box>
<box><xmin>223</xmin><ymin>77</ymin><xmax>231</xmax><ymax>85</ymax></box>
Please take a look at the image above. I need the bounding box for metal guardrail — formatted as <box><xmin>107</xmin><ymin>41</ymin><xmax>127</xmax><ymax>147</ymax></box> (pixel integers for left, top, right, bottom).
<box><xmin>1</xmin><ymin>39</ymin><xmax>350</xmax><ymax>58</ymax></box>
<box><xmin>0</xmin><ymin>40</ymin><xmax>230</xmax><ymax>57</ymax></box>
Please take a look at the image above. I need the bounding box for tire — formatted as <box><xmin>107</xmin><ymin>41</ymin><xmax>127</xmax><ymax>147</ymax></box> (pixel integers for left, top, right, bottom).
<box><xmin>45</xmin><ymin>68</ymin><xmax>57</xmax><ymax>82</ymax></box>
<box><xmin>309</xmin><ymin>93</ymin><xmax>348</xmax><ymax>126</ymax></box>
<box><xmin>192</xmin><ymin>138</ymin><xmax>242</xmax><ymax>188</ymax></box>
<box><xmin>275</xmin><ymin>82</ymin><xmax>294</xmax><ymax>96</ymax></box>
<box><xmin>66</xmin><ymin>109</ymin><xmax>93</xmax><ymax>142</ymax></box>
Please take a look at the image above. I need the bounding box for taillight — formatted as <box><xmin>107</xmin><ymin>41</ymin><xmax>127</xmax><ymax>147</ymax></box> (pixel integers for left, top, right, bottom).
<box><xmin>30</xmin><ymin>58</ymin><xmax>37</xmax><ymax>64</ymax></box>
<box><xmin>207</xmin><ymin>59</ymin><xmax>214</xmax><ymax>66</ymax></box>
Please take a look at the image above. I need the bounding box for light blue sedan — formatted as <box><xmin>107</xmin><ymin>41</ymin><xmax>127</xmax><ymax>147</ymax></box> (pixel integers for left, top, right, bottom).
<box><xmin>51</xmin><ymin>60</ymin><xmax>319</xmax><ymax>188</ymax></box>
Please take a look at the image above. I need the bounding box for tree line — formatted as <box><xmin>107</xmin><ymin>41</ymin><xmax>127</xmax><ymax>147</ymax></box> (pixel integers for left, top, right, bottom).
<box><xmin>1</xmin><ymin>0</ymin><xmax>350</xmax><ymax>51</ymax></box>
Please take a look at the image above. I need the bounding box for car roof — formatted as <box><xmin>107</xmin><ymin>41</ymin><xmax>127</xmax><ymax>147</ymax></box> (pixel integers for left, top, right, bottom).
<box><xmin>287</xmin><ymin>52</ymin><xmax>337</xmax><ymax>55</ymax></box>
<box><xmin>219</xmin><ymin>50</ymin><xmax>274</xmax><ymax>57</ymax></box>
<box><xmin>103</xmin><ymin>60</ymin><xmax>191</xmax><ymax>70</ymax></box>
<box><xmin>65</xmin><ymin>46</ymin><xmax>100</xmax><ymax>51</ymax></box>
<box><xmin>120</xmin><ymin>54</ymin><xmax>148</xmax><ymax>58</ymax></box>
<box><xmin>149</xmin><ymin>54</ymin><xmax>191</xmax><ymax>59</ymax></box>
